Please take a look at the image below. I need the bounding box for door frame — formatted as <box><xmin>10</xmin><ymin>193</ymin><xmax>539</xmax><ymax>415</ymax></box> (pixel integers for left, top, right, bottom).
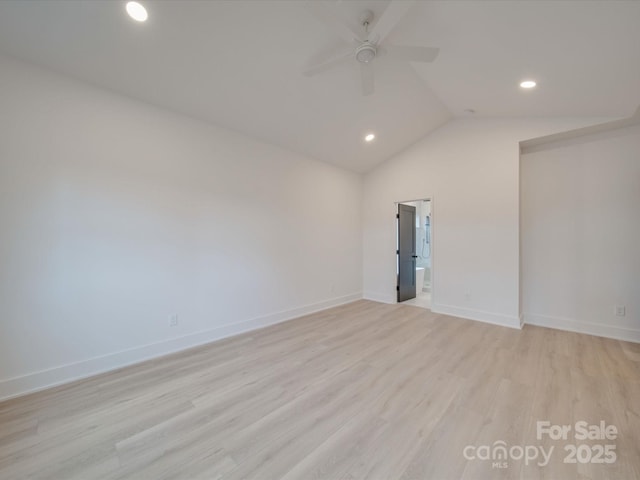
<box><xmin>394</xmin><ymin>197</ymin><xmax>434</xmax><ymax>305</ymax></box>
<box><xmin>396</xmin><ymin>203</ymin><xmax>417</xmax><ymax>302</ymax></box>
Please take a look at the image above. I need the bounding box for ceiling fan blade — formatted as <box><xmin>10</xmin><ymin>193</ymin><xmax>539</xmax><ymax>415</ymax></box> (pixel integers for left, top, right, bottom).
<box><xmin>385</xmin><ymin>44</ymin><xmax>439</xmax><ymax>63</ymax></box>
<box><xmin>368</xmin><ymin>0</ymin><xmax>416</xmax><ymax>45</ymax></box>
<box><xmin>305</xmin><ymin>1</ymin><xmax>363</xmax><ymax>44</ymax></box>
<box><xmin>303</xmin><ymin>49</ymin><xmax>353</xmax><ymax>77</ymax></box>
<box><xmin>360</xmin><ymin>62</ymin><xmax>374</xmax><ymax>96</ymax></box>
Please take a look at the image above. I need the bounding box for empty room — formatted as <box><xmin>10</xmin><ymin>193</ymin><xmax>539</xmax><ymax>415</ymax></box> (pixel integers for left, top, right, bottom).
<box><xmin>1</xmin><ymin>1</ymin><xmax>639</xmax><ymax>479</ymax></box>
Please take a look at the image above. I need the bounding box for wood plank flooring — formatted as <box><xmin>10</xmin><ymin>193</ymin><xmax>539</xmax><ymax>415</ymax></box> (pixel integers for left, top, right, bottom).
<box><xmin>0</xmin><ymin>300</ymin><xmax>639</xmax><ymax>479</ymax></box>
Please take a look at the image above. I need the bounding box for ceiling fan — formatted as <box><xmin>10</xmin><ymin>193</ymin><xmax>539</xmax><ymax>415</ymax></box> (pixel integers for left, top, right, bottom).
<box><xmin>303</xmin><ymin>0</ymin><xmax>439</xmax><ymax>96</ymax></box>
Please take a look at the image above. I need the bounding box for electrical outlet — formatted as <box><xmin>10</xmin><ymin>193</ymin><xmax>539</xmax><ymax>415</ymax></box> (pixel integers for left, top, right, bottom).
<box><xmin>464</xmin><ymin>292</ymin><xmax>471</xmax><ymax>301</ymax></box>
<box><xmin>614</xmin><ymin>306</ymin><xmax>626</xmax><ymax>317</ymax></box>
<box><xmin>169</xmin><ymin>314</ymin><xmax>179</xmax><ymax>327</ymax></box>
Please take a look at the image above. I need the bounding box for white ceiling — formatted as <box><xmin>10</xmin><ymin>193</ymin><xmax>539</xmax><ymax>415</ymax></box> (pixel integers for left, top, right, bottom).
<box><xmin>0</xmin><ymin>1</ymin><xmax>638</xmax><ymax>173</ymax></box>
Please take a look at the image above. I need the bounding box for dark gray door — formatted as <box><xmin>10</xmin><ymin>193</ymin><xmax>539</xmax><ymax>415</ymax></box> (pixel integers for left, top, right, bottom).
<box><xmin>397</xmin><ymin>204</ymin><xmax>417</xmax><ymax>302</ymax></box>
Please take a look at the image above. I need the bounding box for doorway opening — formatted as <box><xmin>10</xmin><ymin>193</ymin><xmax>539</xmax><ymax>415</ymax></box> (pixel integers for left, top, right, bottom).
<box><xmin>396</xmin><ymin>199</ymin><xmax>432</xmax><ymax>309</ymax></box>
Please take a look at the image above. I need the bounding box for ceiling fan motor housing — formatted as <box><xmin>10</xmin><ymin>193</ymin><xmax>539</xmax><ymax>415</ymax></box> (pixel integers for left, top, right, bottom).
<box><xmin>355</xmin><ymin>42</ymin><xmax>377</xmax><ymax>63</ymax></box>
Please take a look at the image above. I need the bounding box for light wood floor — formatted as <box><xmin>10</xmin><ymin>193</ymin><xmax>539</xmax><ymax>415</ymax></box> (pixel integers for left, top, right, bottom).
<box><xmin>1</xmin><ymin>300</ymin><xmax>639</xmax><ymax>479</ymax></box>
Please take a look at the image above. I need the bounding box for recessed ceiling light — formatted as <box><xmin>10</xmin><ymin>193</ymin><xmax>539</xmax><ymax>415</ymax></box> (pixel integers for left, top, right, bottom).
<box><xmin>364</xmin><ymin>133</ymin><xmax>376</xmax><ymax>142</ymax></box>
<box><xmin>126</xmin><ymin>1</ymin><xmax>148</xmax><ymax>22</ymax></box>
<box><xmin>520</xmin><ymin>80</ymin><xmax>537</xmax><ymax>89</ymax></box>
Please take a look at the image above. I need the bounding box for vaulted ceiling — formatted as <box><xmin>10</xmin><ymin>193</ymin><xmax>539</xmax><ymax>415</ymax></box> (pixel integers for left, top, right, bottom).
<box><xmin>0</xmin><ymin>1</ymin><xmax>638</xmax><ymax>172</ymax></box>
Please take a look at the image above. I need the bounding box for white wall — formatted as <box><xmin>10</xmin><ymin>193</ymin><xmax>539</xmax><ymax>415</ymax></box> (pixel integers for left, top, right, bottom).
<box><xmin>521</xmin><ymin>125</ymin><xmax>640</xmax><ymax>342</ymax></box>
<box><xmin>0</xmin><ymin>54</ymin><xmax>363</xmax><ymax>400</ymax></box>
<box><xmin>363</xmin><ymin>117</ymin><xmax>609</xmax><ymax>328</ymax></box>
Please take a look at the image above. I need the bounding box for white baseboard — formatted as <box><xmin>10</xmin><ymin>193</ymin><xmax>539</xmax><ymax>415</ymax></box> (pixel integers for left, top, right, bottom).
<box><xmin>524</xmin><ymin>313</ymin><xmax>640</xmax><ymax>343</ymax></box>
<box><xmin>362</xmin><ymin>291</ymin><xmax>396</xmax><ymax>304</ymax></box>
<box><xmin>0</xmin><ymin>292</ymin><xmax>362</xmax><ymax>402</ymax></box>
<box><xmin>431</xmin><ymin>303</ymin><xmax>521</xmax><ymax>330</ymax></box>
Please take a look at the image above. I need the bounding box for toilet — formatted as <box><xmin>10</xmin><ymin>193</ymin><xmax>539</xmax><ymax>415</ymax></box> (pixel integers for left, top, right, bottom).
<box><xmin>415</xmin><ymin>267</ymin><xmax>425</xmax><ymax>294</ymax></box>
